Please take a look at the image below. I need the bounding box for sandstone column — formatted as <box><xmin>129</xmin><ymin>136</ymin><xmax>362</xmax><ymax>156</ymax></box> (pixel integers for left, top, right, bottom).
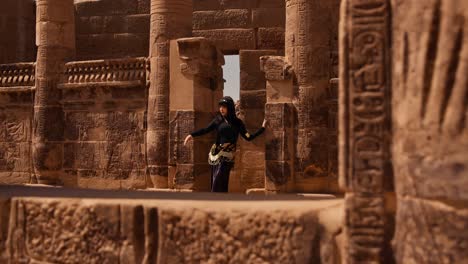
<box><xmin>339</xmin><ymin>0</ymin><xmax>393</xmax><ymax>262</ymax></box>
<box><xmin>285</xmin><ymin>0</ymin><xmax>334</xmax><ymax>191</ymax></box>
<box><xmin>260</xmin><ymin>56</ymin><xmax>295</xmax><ymax>193</ymax></box>
<box><xmin>33</xmin><ymin>0</ymin><xmax>75</xmax><ymax>184</ymax></box>
<box><xmin>147</xmin><ymin>0</ymin><xmax>193</xmax><ymax>188</ymax></box>
<box><xmin>392</xmin><ymin>0</ymin><xmax>468</xmax><ymax>262</ymax></box>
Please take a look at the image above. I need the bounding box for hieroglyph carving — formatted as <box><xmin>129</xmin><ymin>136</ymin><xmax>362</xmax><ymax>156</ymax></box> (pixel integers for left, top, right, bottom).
<box><xmin>340</xmin><ymin>0</ymin><xmax>392</xmax><ymax>262</ymax></box>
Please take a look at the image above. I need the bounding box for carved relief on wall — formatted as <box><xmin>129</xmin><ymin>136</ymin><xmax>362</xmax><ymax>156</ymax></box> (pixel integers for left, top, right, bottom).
<box><xmin>339</xmin><ymin>0</ymin><xmax>392</xmax><ymax>262</ymax></box>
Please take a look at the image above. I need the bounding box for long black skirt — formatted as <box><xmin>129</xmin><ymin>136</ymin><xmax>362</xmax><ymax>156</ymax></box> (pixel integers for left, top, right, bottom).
<box><xmin>211</xmin><ymin>161</ymin><xmax>233</xmax><ymax>192</ymax></box>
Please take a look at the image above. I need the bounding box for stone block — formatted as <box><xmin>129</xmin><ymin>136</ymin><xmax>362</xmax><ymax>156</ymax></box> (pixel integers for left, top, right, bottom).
<box><xmin>252</xmin><ymin>8</ymin><xmax>285</xmax><ymax>28</ymax></box>
<box><xmin>0</xmin><ymin>92</ymin><xmax>34</xmax><ymax>106</ymax></box>
<box><xmin>257</xmin><ymin>0</ymin><xmax>285</xmax><ymax>8</ymax></box>
<box><xmin>240</xmin><ymin>90</ymin><xmax>266</xmax><ymax>110</ymax></box>
<box><xmin>0</xmin><ymin>112</ymin><xmax>32</xmax><ymax>142</ymax></box>
<box><xmin>257</xmin><ymin>27</ymin><xmax>285</xmax><ymax>50</ymax></box>
<box><xmin>242</xmin><ymin>109</ymin><xmax>265</xmax><ymax>132</ymax></box>
<box><xmin>240</xmin><ymin>70</ymin><xmax>266</xmax><ymax>91</ymax></box>
<box><xmin>260</xmin><ymin>55</ymin><xmax>293</xmax><ymax>81</ymax></box>
<box><xmin>36</xmin><ymin>0</ymin><xmax>74</xmax><ymax>23</ymax></box>
<box><xmin>239</xmin><ymin>167</ymin><xmax>265</xmax><ymax>190</ymax></box>
<box><xmin>265</xmin><ymin>103</ymin><xmax>295</xmax><ymax>128</ymax></box>
<box><xmin>0</xmin><ymin>172</ymin><xmax>30</xmax><ymax>185</ymax></box>
<box><xmin>241</xmin><ymin>150</ymin><xmax>265</xmax><ymax>169</ymax></box>
<box><xmin>193</xmin><ymin>29</ymin><xmax>256</xmax><ymax>53</ymax></box>
<box><xmin>0</xmin><ymin>143</ymin><xmax>29</xmax><ymax>170</ymax></box>
<box><xmin>193</xmin><ymin>0</ymin><xmax>255</xmax><ymax>11</ymax></box>
<box><xmin>193</xmin><ymin>9</ymin><xmax>251</xmax><ymax>30</ymax></box>
<box><xmin>240</xmin><ymin>50</ymin><xmax>279</xmax><ymax>73</ymax></box>
<box><xmin>136</xmin><ymin>0</ymin><xmax>150</xmax><ymax>14</ymax></box>
<box><xmin>265</xmin><ymin>130</ymin><xmax>292</xmax><ymax>161</ymax></box>
<box><xmin>173</xmin><ymin>163</ymin><xmax>211</xmax><ymax>191</ymax></box>
<box><xmin>394</xmin><ymin>197</ymin><xmax>468</xmax><ymax>263</ymax></box>
<box><xmin>265</xmin><ymin>160</ymin><xmax>292</xmax><ymax>186</ymax></box>
<box><xmin>126</xmin><ymin>14</ymin><xmax>150</xmax><ymax>34</ymax></box>
<box><xmin>75</xmin><ymin>0</ymin><xmax>138</xmax><ymax>16</ymax></box>
<box><xmin>8</xmin><ymin>199</ymin><xmax>122</xmax><ymax>262</ymax></box>
<box><xmin>112</xmin><ymin>33</ymin><xmax>149</xmax><ymax>57</ymax></box>
<box><xmin>157</xmin><ymin>205</ymin><xmax>320</xmax><ymax>262</ymax></box>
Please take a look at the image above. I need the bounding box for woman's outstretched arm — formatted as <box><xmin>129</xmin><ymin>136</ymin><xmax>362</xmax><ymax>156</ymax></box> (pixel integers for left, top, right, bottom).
<box><xmin>239</xmin><ymin>119</ymin><xmax>267</xmax><ymax>141</ymax></box>
<box><xmin>184</xmin><ymin>117</ymin><xmax>218</xmax><ymax>145</ymax></box>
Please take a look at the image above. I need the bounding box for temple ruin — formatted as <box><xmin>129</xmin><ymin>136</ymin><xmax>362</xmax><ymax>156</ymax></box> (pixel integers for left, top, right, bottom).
<box><xmin>0</xmin><ymin>0</ymin><xmax>466</xmax><ymax>263</ymax></box>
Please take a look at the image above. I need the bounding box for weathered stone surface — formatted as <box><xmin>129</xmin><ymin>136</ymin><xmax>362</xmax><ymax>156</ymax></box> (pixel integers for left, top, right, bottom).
<box><xmin>392</xmin><ymin>0</ymin><xmax>468</xmax><ymax>201</ymax></box>
<box><xmin>193</xmin><ymin>29</ymin><xmax>256</xmax><ymax>53</ymax></box>
<box><xmin>0</xmin><ymin>198</ymin><xmax>9</xmax><ymax>263</ymax></box>
<box><xmin>394</xmin><ymin>197</ymin><xmax>468</xmax><ymax>263</ymax></box>
<box><xmin>0</xmin><ymin>186</ymin><xmax>344</xmax><ymax>264</ymax></box>
<box><xmin>339</xmin><ymin>0</ymin><xmax>393</xmax><ymax>262</ymax></box>
<box><xmin>390</xmin><ymin>1</ymin><xmax>468</xmax><ymax>263</ymax></box>
<box><xmin>147</xmin><ymin>0</ymin><xmax>193</xmax><ymax>189</ymax></box>
<box><xmin>156</xmin><ymin>198</ymin><xmax>343</xmax><ymax>263</ymax></box>
<box><xmin>193</xmin><ymin>0</ymin><xmax>255</xmax><ymax>11</ymax></box>
<box><xmin>257</xmin><ymin>27</ymin><xmax>285</xmax><ymax>50</ymax></box>
<box><xmin>285</xmin><ymin>0</ymin><xmax>341</xmax><ymax>194</ymax></box>
<box><xmin>6</xmin><ymin>198</ymin><xmax>157</xmax><ymax>263</ymax></box>
<box><xmin>0</xmin><ymin>0</ymin><xmax>36</xmax><ymax>64</ymax></box>
<box><xmin>193</xmin><ymin>9</ymin><xmax>251</xmax><ymax>30</ymax></box>
<box><xmin>252</xmin><ymin>8</ymin><xmax>285</xmax><ymax>28</ymax></box>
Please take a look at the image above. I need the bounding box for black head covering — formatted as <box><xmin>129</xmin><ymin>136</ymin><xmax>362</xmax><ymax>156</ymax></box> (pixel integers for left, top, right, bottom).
<box><xmin>218</xmin><ymin>96</ymin><xmax>237</xmax><ymax>122</ymax></box>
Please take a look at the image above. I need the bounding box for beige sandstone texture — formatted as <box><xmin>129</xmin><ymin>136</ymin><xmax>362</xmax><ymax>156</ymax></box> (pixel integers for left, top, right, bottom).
<box><xmin>0</xmin><ymin>186</ymin><xmax>344</xmax><ymax>264</ymax></box>
<box><xmin>391</xmin><ymin>0</ymin><xmax>468</xmax><ymax>262</ymax></box>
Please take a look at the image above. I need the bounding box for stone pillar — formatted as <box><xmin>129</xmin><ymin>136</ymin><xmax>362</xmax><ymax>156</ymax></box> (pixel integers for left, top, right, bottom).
<box><xmin>168</xmin><ymin>38</ymin><xmax>224</xmax><ymax>190</ymax></box>
<box><xmin>285</xmin><ymin>0</ymin><xmax>333</xmax><ymax>191</ymax></box>
<box><xmin>327</xmin><ymin>78</ymin><xmax>340</xmax><ymax>193</ymax></box>
<box><xmin>33</xmin><ymin>0</ymin><xmax>75</xmax><ymax>184</ymax></box>
<box><xmin>147</xmin><ymin>0</ymin><xmax>192</xmax><ymax>188</ymax></box>
<box><xmin>339</xmin><ymin>0</ymin><xmax>393</xmax><ymax>262</ymax></box>
<box><xmin>392</xmin><ymin>0</ymin><xmax>468</xmax><ymax>262</ymax></box>
<box><xmin>261</xmin><ymin>56</ymin><xmax>295</xmax><ymax>193</ymax></box>
<box><xmin>236</xmin><ymin>49</ymin><xmax>279</xmax><ymax>192</ymax></box>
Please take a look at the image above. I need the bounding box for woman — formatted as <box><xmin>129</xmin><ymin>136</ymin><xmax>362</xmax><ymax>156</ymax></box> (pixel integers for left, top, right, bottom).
<box><xmin>184</xmin><ymin>96</ymin><xmax>266</xmax><ymax>192</ymax></box>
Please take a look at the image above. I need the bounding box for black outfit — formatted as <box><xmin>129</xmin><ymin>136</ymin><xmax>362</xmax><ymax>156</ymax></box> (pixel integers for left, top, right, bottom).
<box><xmin>190</xmin><ymin>97</ymin><xmax>265</xmax><ymax>192</ymax></box>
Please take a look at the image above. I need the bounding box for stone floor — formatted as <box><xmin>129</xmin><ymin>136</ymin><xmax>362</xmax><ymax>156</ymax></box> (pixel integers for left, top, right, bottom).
<box><xmin>0</xmin><ymin>185</ymin><xmax>343</xmax><ymax>263</ymax></box>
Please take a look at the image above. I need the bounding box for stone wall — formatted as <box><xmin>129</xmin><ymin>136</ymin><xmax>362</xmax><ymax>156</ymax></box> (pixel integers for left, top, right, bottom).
<box><xmin>193</xmin><ymin>0</ymin><xmax>285</xmax><ymax>54</ymax></box>
<box><xmin>74</xmin><ymin>0</ymin><xmax>286</xmax><ymax>58</ymax></box>
<box><xmin>59</xmin><ymin>58</ymin><xmax>148</xmax><ymax>189</ymax></box>
<box><xmin>0</xmin><ymin>63</ymin><xmax>36</xmax><ymax>185</ymax></box>
<box><xmin>75</xmin><ymin>0</ymin><xmax>151</xmax><ymax>60</ymax></box>
<box><xmin>0</xmin><ymin>0</ymin><xmax>36</xmax><ymax>64</ymax></box>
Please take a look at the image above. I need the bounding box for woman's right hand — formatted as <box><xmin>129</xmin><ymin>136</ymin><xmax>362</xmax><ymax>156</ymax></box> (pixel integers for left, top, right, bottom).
<box><xmin>184</xmin><ymin>135</ymin><xmax>193</xmax><ymax>146</ymax></box>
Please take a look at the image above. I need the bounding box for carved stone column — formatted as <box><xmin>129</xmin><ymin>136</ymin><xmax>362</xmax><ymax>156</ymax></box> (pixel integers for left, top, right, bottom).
<box><xmin>392</xmin><ymin>0</ymin><xmax>468</xmax><ymax>262</ymax></box>
<box><xmin>339</xmin><ymin>0</ymin><xmax>393</xmax><ymax>262</ymax></box>
<box><xmin>147</xmin><ymin>0</ymin><xmax>193</xmax><ymax>188</ymax></box>
<box><xmin>285</xmin><ymin>0</ymin><xmax>334</xmax><ymax>191</ymax></box>
<box><xmin>168</xmin><ymin>37</ymin><xmax>224</xmax><ymax>190</ymax></box>
<box><xmin>260</xmin><ymin>56</ymin><xmax>295</xmax><ymax>192</ymax></box>
<box><xmin>33</xmin><ymin>0</ymin><xmax>75</xmax><ymax>184</ymax></box>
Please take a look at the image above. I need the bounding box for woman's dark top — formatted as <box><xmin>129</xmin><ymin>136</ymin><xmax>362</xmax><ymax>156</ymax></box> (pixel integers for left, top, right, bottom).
<box><xmin>190</xmin><ymin>115</ymin><xmax>265</xmax><ymax>145</ymax></box>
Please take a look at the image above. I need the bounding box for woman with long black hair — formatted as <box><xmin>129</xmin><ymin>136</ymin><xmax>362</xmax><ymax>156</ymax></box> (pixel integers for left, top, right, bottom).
<box><xmin>184</xmin><ymin>96</ymin><xmax>266</xmax><ymax>192</ymax></box>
